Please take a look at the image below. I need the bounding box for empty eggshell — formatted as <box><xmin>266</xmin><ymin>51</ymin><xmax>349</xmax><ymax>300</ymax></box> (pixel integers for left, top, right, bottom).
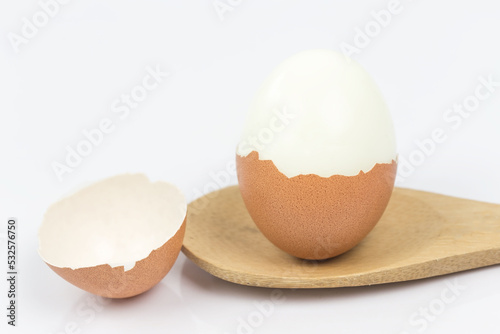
<box><xmin>38</xmin><ymin>174</ymin><xmax>186</xmax><ymax>298</ymax></box>
<box><xmin>236</xmin><ymin>49</ymin><xmax>398</xmax><ymax>260</ymax></box>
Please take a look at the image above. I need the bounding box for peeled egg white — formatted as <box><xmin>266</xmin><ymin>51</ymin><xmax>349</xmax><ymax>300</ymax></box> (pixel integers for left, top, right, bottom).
<box><xmin>236</xmin><ymin>49</ymin><xmax>398</xmax><ymax>260</ymax></box>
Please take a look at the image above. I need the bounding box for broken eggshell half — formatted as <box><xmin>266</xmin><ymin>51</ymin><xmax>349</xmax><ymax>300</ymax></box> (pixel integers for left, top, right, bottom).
<box><xmin>38</xmin><ymin>174</ymin><xmax>186</xmax><ymax>298</ymax></box>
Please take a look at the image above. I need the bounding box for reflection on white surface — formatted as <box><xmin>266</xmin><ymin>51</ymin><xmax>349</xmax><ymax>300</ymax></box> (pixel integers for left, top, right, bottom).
<box><xmin>177</xmin><ymin>255</ymin><xmax>500</xmax><ymax>334</ymax></box>
<box><xmin>45</xmin><ymin>277</ymin><xmax>195</xmax><ymax>334</ymax></box>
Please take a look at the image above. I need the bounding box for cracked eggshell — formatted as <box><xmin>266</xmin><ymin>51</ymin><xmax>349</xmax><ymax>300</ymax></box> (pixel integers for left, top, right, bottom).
<box><xmin>236</xmin><ymin>49</ymin><xmax>398</xmax><ymax>260</ymax></box>
<box><xmin>237</xmin><ymin>152</ymin><xmax>397</xmax><ymax>260</ymax></box>
<box><xmin>38</xmin><ymin>174</ymin><xmax>186</xmax><ymax>298</ymax></box>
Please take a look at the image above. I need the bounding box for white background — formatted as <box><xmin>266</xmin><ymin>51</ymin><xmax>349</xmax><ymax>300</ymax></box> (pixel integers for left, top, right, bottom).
<box><xmin>1</xmin><ymin>1</ymin><xmax>500</xmax><ymax>333</ymax></box>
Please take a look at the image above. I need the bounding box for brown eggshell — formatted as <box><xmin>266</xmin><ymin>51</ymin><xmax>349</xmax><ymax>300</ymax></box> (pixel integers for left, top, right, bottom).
<box><xmin>237</xmin><ymin>151</ymin><xmax>397</xmax><ymax>260</ymax></box>
<box><xmin>47</xmin><ymin>219</ymin><xmax>186</xmax><ymax>298</ymax></box>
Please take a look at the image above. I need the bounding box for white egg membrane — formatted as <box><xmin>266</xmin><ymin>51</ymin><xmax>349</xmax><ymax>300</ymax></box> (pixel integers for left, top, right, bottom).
<box><xmin>38</xmin><ymin>174</ymin><xmax>187</xmax><ymax>271</ymax></box>
<box><xmin>237</xmin><ymin>49</ymin><xmax>397</xmax><ymax>178</ymax></box>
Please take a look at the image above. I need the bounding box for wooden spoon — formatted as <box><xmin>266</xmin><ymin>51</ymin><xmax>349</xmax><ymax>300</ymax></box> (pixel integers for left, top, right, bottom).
<box><xmin>182</xmin><ymin>186</ymin><xmax>500</xmax><ymax>288</ymax></box>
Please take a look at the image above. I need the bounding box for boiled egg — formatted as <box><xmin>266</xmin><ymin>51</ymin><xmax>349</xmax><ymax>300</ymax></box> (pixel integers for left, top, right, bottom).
<box><xmin>236</xmin><ymin>49</ymin><xmax>397</xmax><ymax>260</ymax></box>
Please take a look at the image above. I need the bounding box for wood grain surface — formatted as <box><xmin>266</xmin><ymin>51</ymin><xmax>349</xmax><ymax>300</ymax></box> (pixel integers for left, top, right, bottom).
<box><xmin>182</xmin><ymin>186</ymin><xmax>500</xmax><ymax>288</ymax></box>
